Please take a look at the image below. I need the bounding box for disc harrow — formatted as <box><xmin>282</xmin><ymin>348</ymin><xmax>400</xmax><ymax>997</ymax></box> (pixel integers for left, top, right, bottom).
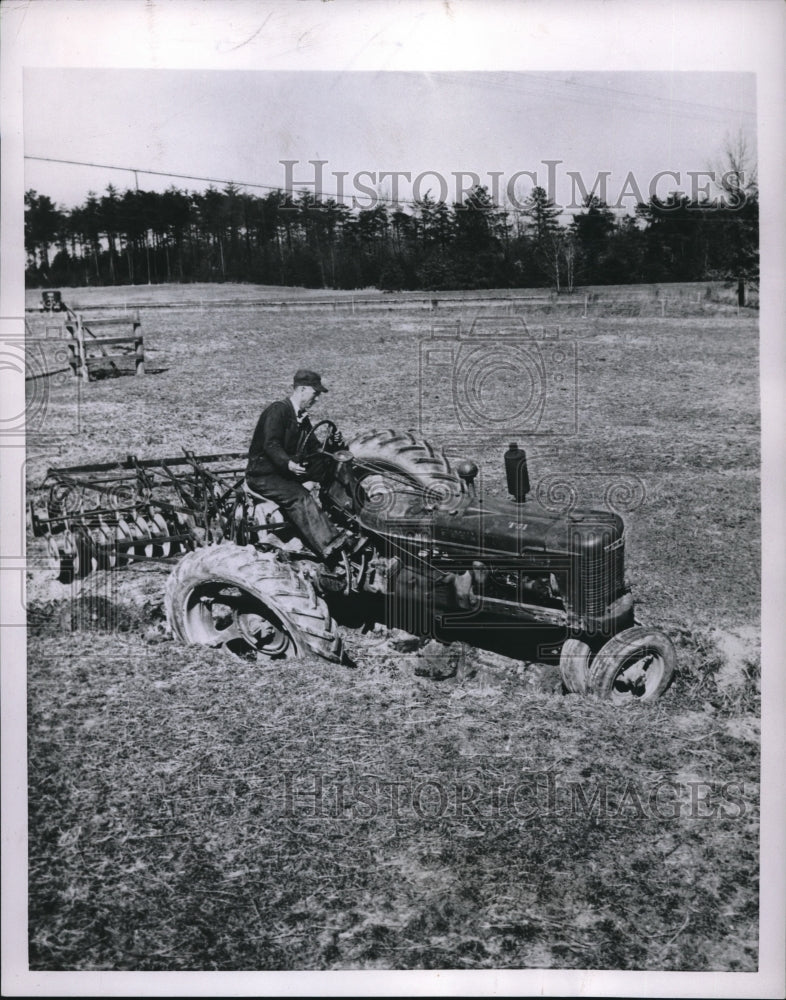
<box><xmin>29</xmin><ymin>451</ymin><xmax>289</xmax><ymax>583</ymax></box>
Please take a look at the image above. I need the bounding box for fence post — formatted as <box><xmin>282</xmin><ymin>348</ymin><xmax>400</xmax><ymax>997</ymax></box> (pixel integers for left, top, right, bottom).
<box><xmin>67</xmin><ymin>339</ymin><xmax>78</xmax><ymax>378</ymax></box>
<box><xmin>134</xmin><ymin>311</ymin><xmax>145</xmax><ymax>375</ymax></box>
<box><xmin>77</xmin><ymin>314</ymin><xmax>89</xmax><ymax>382</ymax></box>
<box><xmin>583</xmin><ymin>293</ymin><xmax>588</xmax><ymax>318</ymax></box>
<box><xmin>660</xmin><ymin>298</ymin><xmax>666</xmax><ymax>318</ymax></box>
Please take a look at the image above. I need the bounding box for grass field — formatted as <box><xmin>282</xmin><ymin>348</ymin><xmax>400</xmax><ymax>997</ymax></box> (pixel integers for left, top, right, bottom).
<box><xmin>24</xmin><ymin>283</ymin><xmax>761</xmax><ymax>971</ymax></box>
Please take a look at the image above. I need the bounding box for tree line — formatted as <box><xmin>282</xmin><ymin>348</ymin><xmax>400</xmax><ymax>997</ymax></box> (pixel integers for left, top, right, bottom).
<box><xmin>25</xmin><ymin>170</ymin><xmax>757</xmax><ymax>294</ymax></box>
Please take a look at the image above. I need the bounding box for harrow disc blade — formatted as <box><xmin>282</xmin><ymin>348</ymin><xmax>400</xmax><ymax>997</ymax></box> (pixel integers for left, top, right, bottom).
<box><xmin>72</xmin><ymin>528</ymin><xmax>97</xmax><ymax>579</ymax></box>
<box><xmin>131</xmin><ymin>514</ymin><xmax>154</xmax><ymax>557</ymax></box>
<box><xmin>150</xmin><ymin>511</ymin><xmax>172</xmax><ymax>556</ymax></box>
<box><xmin>86</xmin><ymin>533</ymin><xmax>99</xmax><ymax>576</ymax></box>
<box><xmin>92</xmin><ymin>521</ymin><xmax>118</xmax><ymax>571</ymax></box>
<box><xmin>114</xmin><ymin>517</ymin><xmax>135</xmax><ymax>564</ymax></box>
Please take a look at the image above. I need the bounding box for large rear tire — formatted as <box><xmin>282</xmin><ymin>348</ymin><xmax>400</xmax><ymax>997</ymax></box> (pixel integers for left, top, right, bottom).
<box><xmin>347</xmin><ymin>428</ymin><xmax>462</xmax><ymax>515</ymax></box>
<box><xmin>165</xmin><ymin>544</ymin><xmax>342</xmax><ymax>662</ymax></box>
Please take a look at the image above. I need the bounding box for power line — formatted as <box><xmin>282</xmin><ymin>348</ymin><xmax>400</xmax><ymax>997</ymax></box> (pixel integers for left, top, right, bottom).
<box><xmin>26</xmin><ymin>153</ymin><xmax>537</xmax><ymax>211</ymax></box>
<box><xmin>24</xmin><ymin>153</ymin><xmax>418</xmax><ymax>207</ymax></box>
<box><xmin>24</xmin><ymin>155</ymin><xmax>286</xmax><ymax>194</ymax></box>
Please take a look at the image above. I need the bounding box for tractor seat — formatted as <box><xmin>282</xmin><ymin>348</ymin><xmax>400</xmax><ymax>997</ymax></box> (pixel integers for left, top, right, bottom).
<box><xmin>241</xmin><ymin>481</ymin><xmax>286</xmax><ymax>526</ymax></box>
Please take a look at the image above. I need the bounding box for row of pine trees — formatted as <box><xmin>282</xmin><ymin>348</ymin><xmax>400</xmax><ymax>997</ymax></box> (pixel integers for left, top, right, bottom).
<box><xmin>25</xmin><ymin>178</ymin><xmax>757</xmax><ymax>293</ymax></box>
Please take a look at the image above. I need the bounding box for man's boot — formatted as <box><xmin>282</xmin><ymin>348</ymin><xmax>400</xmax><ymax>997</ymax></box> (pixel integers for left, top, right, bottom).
<box><xmin>364</xmin><ymin>555</ymin><xmax>402</xmax><ymax>595</ymax></box>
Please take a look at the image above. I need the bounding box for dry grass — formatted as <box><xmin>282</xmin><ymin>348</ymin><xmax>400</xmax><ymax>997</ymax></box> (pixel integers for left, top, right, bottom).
<box><xmin>25</xmin><ymin>283</ymin><xmax>760</xmax><ymax>971</ymax></box>
<box><xmin>27</xmin><ymin>603</ymin><xmax>759</xmax><ymax>972</ymax></box>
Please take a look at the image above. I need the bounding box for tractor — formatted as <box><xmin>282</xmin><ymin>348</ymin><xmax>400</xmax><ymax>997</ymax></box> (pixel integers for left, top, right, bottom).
<box><xmin>29</xmin><ymin>426</ymin><xmax>676</xmax><ymax>703</ymax></box>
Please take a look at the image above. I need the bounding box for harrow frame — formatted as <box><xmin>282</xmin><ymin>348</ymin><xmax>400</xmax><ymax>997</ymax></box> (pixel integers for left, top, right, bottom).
<box><xmin>29</xmin><ymin>451</ymin><xmax>288</xmax><ymax>583</ymax></box>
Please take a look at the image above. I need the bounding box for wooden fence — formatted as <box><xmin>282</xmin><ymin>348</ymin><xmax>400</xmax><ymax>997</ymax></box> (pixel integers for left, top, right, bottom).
<box><xmin>66</xmin><ymin>311</ymin><xmax>145</xmax><ymax>381</ymax></box>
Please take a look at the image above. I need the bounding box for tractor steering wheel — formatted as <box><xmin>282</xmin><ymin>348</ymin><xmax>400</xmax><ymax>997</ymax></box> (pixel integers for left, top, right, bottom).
<box><xmin>305</xmin><ymin>419</ymin><xmax>339</xmax><ymax>453</ymax></box>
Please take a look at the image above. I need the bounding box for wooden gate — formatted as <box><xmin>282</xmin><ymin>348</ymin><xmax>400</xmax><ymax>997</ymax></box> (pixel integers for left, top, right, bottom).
<box><xmin>66</xmin><ymin>311</ymin><xmax>145</xmax><ymax>381</ymax></box>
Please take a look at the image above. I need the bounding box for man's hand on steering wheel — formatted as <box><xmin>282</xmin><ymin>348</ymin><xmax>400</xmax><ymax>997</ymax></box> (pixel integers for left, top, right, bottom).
<box><xmin>305</xmin><ymin>419</ymin><xmax>344</xmax><ymax>453</ymax></box>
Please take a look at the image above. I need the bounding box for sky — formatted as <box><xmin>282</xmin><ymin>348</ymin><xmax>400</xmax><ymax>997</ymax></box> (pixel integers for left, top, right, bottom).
<box><xmin>23</xmin><ymin>68</ymin><xmax>757</xmax><ymax>218</ymax></box>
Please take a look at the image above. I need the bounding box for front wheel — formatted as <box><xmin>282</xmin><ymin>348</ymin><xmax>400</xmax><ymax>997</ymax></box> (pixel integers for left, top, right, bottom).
<box><xmin>587</xmin><ymin>627</ymin><xmax>676</xmax><ymax>704</ymax></box>
<box><xmin>165</xmin><ymin>544</ymin><xmax>342</xmax><ymax>662</ymax></box>
<box><xmin>559</xmin><ymin>637</ymin><xmax>592</xmax><ymax>694</ymax></box>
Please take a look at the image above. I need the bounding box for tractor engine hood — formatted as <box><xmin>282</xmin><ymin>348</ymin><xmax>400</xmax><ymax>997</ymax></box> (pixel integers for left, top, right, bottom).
<box><xmin>428</xmin><ymin>493</ymin><xmax>625</xmax><ymax>559</ymax></box>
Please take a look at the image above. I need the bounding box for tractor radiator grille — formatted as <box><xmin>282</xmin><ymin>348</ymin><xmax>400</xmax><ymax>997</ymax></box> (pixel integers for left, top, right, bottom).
<box><xmin>568</xmin><ymin>526</ymin><xmax>625</xmax><ymax>619</ymax></box>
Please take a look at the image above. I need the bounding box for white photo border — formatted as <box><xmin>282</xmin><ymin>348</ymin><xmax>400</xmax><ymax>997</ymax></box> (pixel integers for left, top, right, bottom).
<box><xmin>2</xmin><ymin>2</ymin><xmax>784</xmax><ymax>997</ymax></box>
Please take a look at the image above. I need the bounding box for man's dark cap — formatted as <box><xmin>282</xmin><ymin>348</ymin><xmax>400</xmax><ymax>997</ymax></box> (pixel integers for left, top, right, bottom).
<box><xmin>293</xmin><ymin>369</ymin><xmax>328</xmax><ymax>393</ymax></box>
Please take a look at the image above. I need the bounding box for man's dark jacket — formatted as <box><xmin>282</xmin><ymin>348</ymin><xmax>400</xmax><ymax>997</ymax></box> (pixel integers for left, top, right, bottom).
<box><xmin>246</xmin><ymin>399</ymin><xmax>313</xmax><ymax>479</ymax></box>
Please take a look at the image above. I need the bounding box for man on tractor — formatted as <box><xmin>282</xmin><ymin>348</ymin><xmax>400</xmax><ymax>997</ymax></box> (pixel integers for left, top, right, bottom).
<box><xmin>245</xmin><ymin>369</ymin><xmax>351</xmax><ymax>562</ymax></box>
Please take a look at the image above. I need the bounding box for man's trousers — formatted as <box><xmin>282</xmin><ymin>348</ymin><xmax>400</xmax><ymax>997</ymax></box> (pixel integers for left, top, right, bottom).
<box><xmin>245</xmin><ymin>473</ymin><xmax>341</xmax><ymax>559</ymax></box>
